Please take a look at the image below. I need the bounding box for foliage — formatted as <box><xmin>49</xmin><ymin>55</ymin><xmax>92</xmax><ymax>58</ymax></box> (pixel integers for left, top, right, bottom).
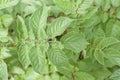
<box><xmin>0</xmin><ymin>0</ymin><xmax>120</xmax><ymax>80</ymax></box>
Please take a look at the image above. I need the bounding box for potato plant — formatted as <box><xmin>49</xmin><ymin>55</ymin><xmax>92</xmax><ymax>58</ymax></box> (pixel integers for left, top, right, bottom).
<box><xmin>0</xmin><ymin>0</ymin><xmax>120</xmax><ymax>80</ymax></box>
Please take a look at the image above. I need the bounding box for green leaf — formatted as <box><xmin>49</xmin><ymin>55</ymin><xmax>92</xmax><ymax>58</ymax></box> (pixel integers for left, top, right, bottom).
<box><xmin>53</xmin><ymin>0</ymin><xmax>74</xmax><ymax>14</ymax></box>
<box><xmin>117</xmin><ymin>8</ymin><xmax>120</xmax><ymax>19</ymax></box>
<box><xmin>104</xmin><ymin>48</ymin><xmax>120</xmax><ymax>58</ymax></box>
<box><xmin>0</xmin><ymin>28</ymin><xmax>8</xmax><ymax>37</ymax></box>
<box><xmin>47</xmin><ymin>17</ymin><xmax>72</xmax><ymax>38</ymax></box>
<box><xmin>0</xmin><ymin>14</ymin><xmax>13</xmax><ymax>28</ymax></box>
<box><xmin>96</xmin><ymin>37</ymin><xmax>120</xmax><ymax>49</ymax></box>
<box><xmin>111</xmin><ymin>21</ymin><xmax>120</xmax><ymax>39</ymax></box>
<box><xmin>39</xmin><ymin>42</ymin><xmax>49</xmax><ymax>54</ymax></box>
<box><xmin>92</xmin><ymin>69</ymin><xmax>111</xmax><ymax>80</ymax></box>
<box><xmin>111</xmin><ymin>0</ymin><xmax>120</xmax><ymax>7</ymax></box>
<box><xmin>61</xmin><ymin>31</ymin><xmax>88</xmax><ymax>53</ymax></box>
<box><xmin>110</xmin><ymin>69</ymin><xmax>120</xmax><ymax>80</ymax></box>
<box><xmin>0</xmin><ymin>28</ymin><xmax>9</xmax><ymax>42</ymax></box>
<box><xmin>77</xmin><ymin>0</ymin><xmax>94</xmax><ymax>15</ymax></box>
<box><xmin>29</xmin><ymin>45</ymin><xmax>45</xmax><ymax>73</ymax></box>
<box><xmin>17</xmin><ymin>15</ymin><xmax>28</xmax><ymax>40</ymax></box>
<box><xmin>0</xmin><ymin>60</ymin><xmax>8</xmax><ymax>80</ymax></box>
<box><xmin>0</xmin><ymin>47</ymin><xmax>11</xmax><ymax>59</ymax></box>
<box><xmin>75</xmin><ymin>72</ymin><xmax>95</xmax><ymax>80</ymax></box>
<box><xmin>50</xmin><ymin>73</ymin><xmax>60</xmax><ymax>80</ymax></box>
<box><xmin>0</xmin><ymin>0</ymin><xmax>19</xmax><ymax>10</ymax></box>
<box><xmin>105</xmin><ymin>19</ymin><xmax>115</xmax><ymax>36</ymax></box>
<box><xmin>103</xmin><ymin>0</ymin><xmax>111</xmax><ymax>11</ymax></box>
<box><xmin>17</xmin><ymin>44</ymin><xmax>30</xmax><ymax>69</ymax></box>
<box><xmin>101</xmin><ymin>12</ymin><xmax>108</xmax><ymax>23</ymax></box>
<box><xmin>48</xmin><ymin>48</ymin><xmax>69</xmax><ymax>66</ymax></box>
<box><xmin>30</xmin><ymin>6</ymin><xmax>50</xmax><ymax>40</ymax></box>
<box><xmin>93</xmin><ymin>28</ymin><xmax>105</xmax><ymax>38</ymax></box>
<box><xmin>94</xmin><ymin>50</ymin><xmax>104</xmax><ymax>65</ymax></box>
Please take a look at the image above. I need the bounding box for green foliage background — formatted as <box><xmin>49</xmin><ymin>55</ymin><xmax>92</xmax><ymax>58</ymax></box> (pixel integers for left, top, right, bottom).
<box><xmin>0</xmin><ymin>0</ymin><xmax>120</xmax><ymax>80</ymax></box>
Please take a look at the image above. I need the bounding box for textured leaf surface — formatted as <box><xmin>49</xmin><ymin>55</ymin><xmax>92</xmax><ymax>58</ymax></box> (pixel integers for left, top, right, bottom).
<box><xmin>0</xmin><ymin>60</ymin><xmax>8</xmax><ymax>80</ymax></box>
<box><xmin>0</xmin><ymin>0</ymin><xmax>19</xmax><ymax>10</ymax></box>
<box><xmin>29</xmin><ymin>45</ymin><xmax>45</xmax><ymax>73</ymax></box>
<box><xmin>17</xmin><ymin>15</ymin><xmax>28</xmax><ymax>40</ymax></box>
<box><xmin>53</xmin><ymin>0</ymin><xmax>74</xmax><ymax>14</ymax></box>
<box><xmin>48</xmin><ymin>48</ymin><xmax>69</xmax><ymax>66</ymax></box>
<box><xmin>30</xmin><ymin>6</ymin><xmax>49</xmax><ymax>40</ymax></box>
<box><xmin>110</xmin><ymin>69</ymin><xmax>120</xmax><ymax>80</ymax></box>
<box><xmin>61</xmin><ymin>31</ymin><xmax>88</xmax><ymax>53</ymax></box>
<box><xmin>94</xmin><ymin>50</ymin><xmax>104</xmax><ymax>65</ymax></box>
<box><xmin>47</xmin><ymin>17</ymin><xmax>72</xmax><ymax>38</ymax></box>
<box><xmin>96</xmin><ymin>37</ymin><xmax>120</xmax><ymax>49</ymax></box>
<box><xmin>17</xmin><ymin>44</ymin><xmax>30</xmax><ymax>69</ymax></box>
<box><xmin>75</xmin><ymin>72</ymin><xmax>95</xmax><ymax>80</ymax></box>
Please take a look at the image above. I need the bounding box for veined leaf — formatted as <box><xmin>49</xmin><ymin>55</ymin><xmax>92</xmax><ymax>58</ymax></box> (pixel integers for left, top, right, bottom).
<box><xmin>111</xmin><ymin>21</ymin><xmax>120</xmax><ymax>39</ymax></box>
<box><xmin>29</xmin><ymin>45</ymin><xmax>45</xmax><ymax>73</ymax></box>
<box><xmin>77</xmin><ymin>0</ymin><xmax>94</xmax><ymax>15</ymax></box>
<box><xmin>48</xmin><ymin>48</ymin><xmax>69</xmax><ymax>66</ymax></box>
<box><xmin>61</xmin><ymin>31</ymin><xmax>88</xmax><ymax>53</ymax></box>
<box><xmin>0</xmin><ymin>60</ymin><xmax>8</xmax><ymax>80</ymax></box>
<box><xmin>111</xmin><ymin>0</ymin><xmax>120</xmax><ymax>7</ymax></box>
<box><xmin>47</xmin><ymin>17</ymin><xmax>72</xmax><ymax>38</ymax></box>
<box><xmin>30</xmin><ymin>6</ymin><xmax>50</xmax><ymax>40</ymax></box>
<box><xmin>92</xmin><ymin>69</ymin><xmax>111</xmax><ymax>80</ymax></box>
<box><xmin>94</xmin><ymin>50</ymin><xmax>104</xmax><ymax>65</ymax></box>
<box><xmin>110</xmin><ymin>69</ymin><xmax>120</xmax><ymax>80</ymax></box>
<box><xmin>75</xmin><ymin>72</ymin><xmax>95</xmax><ymax>80</ymax></box>
<box><xmin>104</xmin><ymin>48</ymin><xmax>120</xmax><ymax>58</ymax></box>
<box><xmin>0</xmin><ymin>14</ymin><xmax>13</xmax><ymax>28</ymax></box>
<box><xmin>0</xmin><ymin>28</ymin><xmax>9</xmax><ymax>42</ymax></box>
<box><xmin>39</xmin><ymin>42</ymin><xmax>49</xmax><ymax>54</ymax></box>
<box><xmin>96</xmin><ymin>37</ymin><xmax>120</xmax><ymax>49</ymax></box>
<box><xmin>17</xmin><ymin>44</ymin><xmax>30</xmax><ymax>69</ymax></box>
<box><xmin>0</xmin><ymin>0</ymin><xmax>19</xmax><ymax>10</ymax></box>
<box><xmin>53</xmin><ymin>0</ymin><xmax>74</xmax><ymax>14</ymax></box>
<box><xmin>17</xmin><ymin>15</ymin><xmax>28</xmax><ymax>40</ymax></box>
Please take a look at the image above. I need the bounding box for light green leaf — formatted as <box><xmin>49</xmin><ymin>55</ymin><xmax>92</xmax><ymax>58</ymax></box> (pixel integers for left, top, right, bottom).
<box><xmin>101</xmin><ymin>12</ymin><xmax>108</xmax><ymax>23</ymax></box>
<box><xmin>29</xmin><ymin>45</ymin><xmax>45</xmax><ymax>73</ymax></box>
<box><xmin>48</xmin><ymin>48</ymin><xmax>69</xmax><ymax>66</ymax></box>
<box><xmin>111</xmin><ymin>21</ymin><xmax>120</xmax><ymax>39</ymax></box>
<box><xmin>30</xmin><ymin>6</ymin><xmax>50</xmax><ymax>40</ymax></box>
<box><xmin>104</xmin><ymin>48</ymin><xmax>120</xmax><ymax>58</ymax></box>
<box><xmin>0</xmin><ymin>14</ymin><xmax>13</xmax><ymax>28</ymax></box>
<box><xmin>110</xmin><ymin>69</ymin><xmax>120</xmax><ymax>80</ymax></box>
<box><xmin>94</xmin><ymin>50</ymin><xmax>104</xmax><ymax>65</ymax></box>
<box><xmin>75</xmin><ymin>72</ymin><xmax>95</xmax><ymax>80</ymax></box>
<box><xmin>53</xmin><ymin>0</ymin><xmax>74</xmax><ymax>14</ymax></box>
<box><xmin>0</xmin><ymin>60</ymin><xmax>8</xmax><ymax>80</ymax></box>
<box><xmin>94</xmin><ymin>0</ymin><xmax>102</xmax><ymax>6</ymax></box>
<box><xmin>50</xmin><ymin>73</ymin><xmax>60</xmax><ymax>80</ymax></box>
<box><xmin>0</xmin><ymin>28</ymin><xmax>8</xmax><ymax>37</ymax></box>
<box><xmin>103</xmin><ymin>0</ymin><xmax>111</xmax><ymax>11</ymax></box>
<box><xmin>93</xmin><ymin>28</ymin><xmax>105</xmax><ymax>38</ymax></box>
<box><xmin>105</xmin><ymin>19</ymin><xmax>115</xmax><ymax>36</ymax></box>
<box><xmin>47</xmin><ymin>17</ymin><xmax>72</xmax><ymax>38</ymax></box>
<box><xmin>39</xmin><ymin>42</ymin><xmax>49</xmax><ymax>54</ymax></box>
<box><xmin>61</xmin><ymin>31</ymin><xmax>88</xmax><ymax>53</ymax></box>
<box><xmin>92</xmin><ymin>69</ymin><xmax>111</xmax><ymax>80</ymax></box>
<box><xmin>0</xmin><ymin>0</ymin><xmax>19</xmax><ymax>10</ymax></box>
<box><xmin>111</xmin><ymin>0</ymin><xmax>120</xmax><ymax>7</ymax></box>
<box><xmin>17</xmin><ymin>44</ymin><xmax>30</xmax><ymax>69</ymax></box>
<box><xmin>96</xmin><ymin>37</ymin><xmax>120</xmax><ymax>49</ymax></box>
<box><xmin>0</xmin><ymin>28</ymin><xmax>9</xmax><ymax>42</ymax></box>
<box><xmin>117</xmin><ymin>8</ymin><xmax>120</xmax><ymax>19</ymax></box>
<box><xmin>17</xmin><ymin>15</ymin><xmax>28</xmax><ymax>40</ymax></box>
<box><xmin>77</xmin><ymin>0</ymin><xmax>94</xmax><ymax>15</ymax></box>
<box><xmin>0</xmin><ymin>47</ymin><xmax>11</xmax><ymax>59</ymax></box>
